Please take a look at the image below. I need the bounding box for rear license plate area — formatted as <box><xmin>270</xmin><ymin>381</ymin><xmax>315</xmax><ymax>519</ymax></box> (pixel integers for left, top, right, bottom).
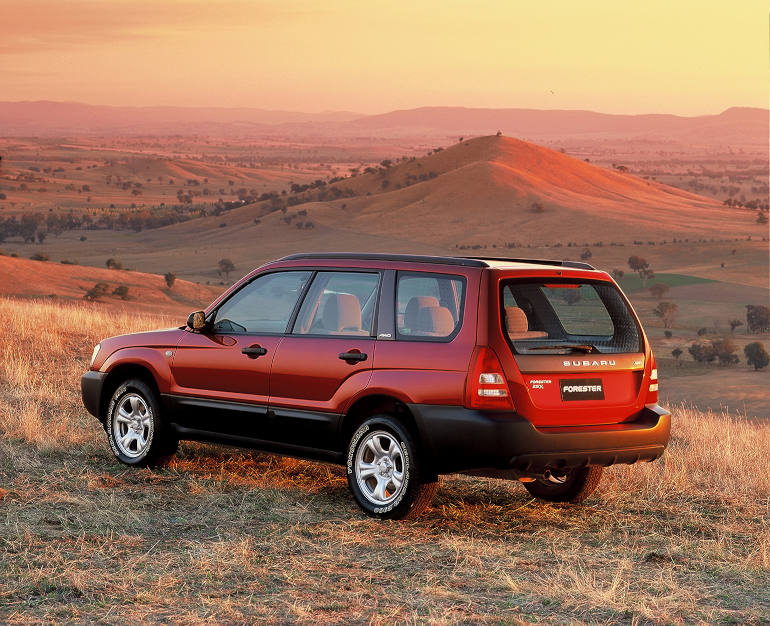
<box><xmin>559</xmin><ymin>378</ymin><xmax>605</xmax><ymax>401</ymax></box>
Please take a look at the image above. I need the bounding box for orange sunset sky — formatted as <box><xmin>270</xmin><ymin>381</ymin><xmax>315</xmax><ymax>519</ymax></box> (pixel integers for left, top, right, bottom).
<box><xmin>1</xmin><ymin>0</ymin><xmax>767</xmax><ymax>114</ymax></box>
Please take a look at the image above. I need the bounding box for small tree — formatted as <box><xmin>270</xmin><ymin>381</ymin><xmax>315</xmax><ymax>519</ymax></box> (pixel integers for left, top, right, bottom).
<box><xmin>165</xmin><ymin>272</ymin><xmax>176</xmax><ymax>289</ymax></box>
<box><xmin>688</xmin><ymin>340</ymin><xmax>716</xmax><ymax>363</ymax></box>
<box><xmin>653</xmin><ymin>301</ymin><xmax>678</xmax><ymax>328</ymax></box>
<box><xmin>580</xmin><ymin>249</ymin><xmax>592</xmax><ymax>261</ymax></box>
<box><xmin>649</xmin><ymin>283</ymin><xmax>669</xmax><ymax>299</ymax></box>
<box><xmin>712</xmin><ymin>338</ymin><xmax>739</xmax><ymax>366</ymax></box>
<box><xmin>757</xmin><ymin>210</ymin><xmax>768</xmax><ymax>224</ymax></box>
<box><xmin>106</xmin><ymin>258</ymin><xmax>122</xmax><ymax>270</ymax></box>
<box><xmin>628</xmin><ymin>255</ymin><xmax>653</xmax><ymax>287</ymax></box>
<box><xmin>218</xmin><ymin>258</ymin><xmax>235</xmax><ymax>281</ymax></box>
<box><xmin>729</xmin><ymin>319</ymin><xmax>743</xmax><ymax>334</ymax></box>
<box><xmin>746</xmin><ymin>305</ymin><xmax>770</xmax><ymax>333</ymax></box>
<box><xmin>744</xmin><ymin>342</ymin><xmax>769</xmax><ymax>370</ymax></box>
<box><xmin>671</xmin><ymin>347</ymin><xmax>683</xmax><ymax>365</ymax></box>
<box><xmin>611</xmin><ymin>269</ymin><xmax>625</xmax><ymax>280</ymax></box>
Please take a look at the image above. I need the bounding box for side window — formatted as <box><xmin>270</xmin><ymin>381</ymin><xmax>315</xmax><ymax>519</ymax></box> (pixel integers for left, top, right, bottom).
<box><xmin>397</xmin><ymin>273</ymin><xmax>465</xmax><ymax>340</ymax></box>
<box><xmin>293</xmin><ymin>272</ymin><xmax>380</xmax><ymax>336</ymax></box>
<box><xmin>212</xmin><ymin>271</ymin><xmax>311</xmax><ymax>334</ymax></box>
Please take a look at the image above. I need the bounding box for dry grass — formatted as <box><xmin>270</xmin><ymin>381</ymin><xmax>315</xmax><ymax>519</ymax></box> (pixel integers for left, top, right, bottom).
<box><xmin>1</xmin><ymin>297</ymin><xmax>769</xmax><ymax>623</ymax></box>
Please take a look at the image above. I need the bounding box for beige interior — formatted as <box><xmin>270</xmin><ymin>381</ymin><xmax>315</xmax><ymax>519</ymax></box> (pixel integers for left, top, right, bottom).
<box><xmin>322</xmin><ymin>293</ymin><xmax>366</xmax><ymax>334</ymax></box>
<box><xmin>414</xmin><ymin>305</ymin><xmax>456</xmax><ymax>337</ymax></box>
<box><xmin>505</xmin><ymin>306</ymin><xmax>548</xmax><ymax>340</ymax></box>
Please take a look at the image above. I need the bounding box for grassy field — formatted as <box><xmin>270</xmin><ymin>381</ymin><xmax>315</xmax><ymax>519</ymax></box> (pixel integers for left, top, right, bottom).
<box><xmin>1</xmin><ymin>297</ymin><xmax>768</xmax><ymax>623</ymax></box>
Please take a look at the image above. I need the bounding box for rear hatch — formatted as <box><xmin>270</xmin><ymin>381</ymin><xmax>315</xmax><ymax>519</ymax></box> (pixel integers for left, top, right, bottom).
<box><xmin>498</xmin><ymin>277</ymin><xmax>646</xmax><ymax>426</ymax></box>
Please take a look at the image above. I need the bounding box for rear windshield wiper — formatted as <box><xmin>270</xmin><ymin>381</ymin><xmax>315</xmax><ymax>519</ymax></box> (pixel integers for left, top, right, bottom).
<box><xmin>527</xmin><ymin>344</ymin><xmax>596</xmax><ymax>353</ymax></box>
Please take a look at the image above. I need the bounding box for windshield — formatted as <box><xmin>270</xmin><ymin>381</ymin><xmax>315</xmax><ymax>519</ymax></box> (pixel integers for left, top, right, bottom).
<box><xmin>501</xmin><ymin>279</ymin><xmax>642</xmax><ymax>354</ymax></box>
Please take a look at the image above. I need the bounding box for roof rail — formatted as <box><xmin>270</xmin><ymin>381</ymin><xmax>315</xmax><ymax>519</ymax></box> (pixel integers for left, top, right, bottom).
<box><xmin>461</xmin><ymin>256</ymin><xmax>596</xmax><ymax>270</ymax></box>
<box><xmin>279</xmin><ymin>252</ymin><xmax>487</xmax><ymax>267</ymax></box>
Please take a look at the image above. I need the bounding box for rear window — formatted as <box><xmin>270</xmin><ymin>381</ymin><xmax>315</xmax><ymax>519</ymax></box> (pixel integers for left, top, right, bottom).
<box><xmin>501</xmin><ymin>279</ymin><xmax>642</xmax><ymax>354</ymax></box>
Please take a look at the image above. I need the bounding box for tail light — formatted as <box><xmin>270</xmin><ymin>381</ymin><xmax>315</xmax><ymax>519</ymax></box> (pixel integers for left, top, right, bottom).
<box><xmin>646</xmin><ymin>355</ymin><xmax>659</xmax><ymax>403</ymax></box>
<box><xmin>465</xmin><ymin>347</ymin><xmax>515</xmax><ymax>410</ymax></box>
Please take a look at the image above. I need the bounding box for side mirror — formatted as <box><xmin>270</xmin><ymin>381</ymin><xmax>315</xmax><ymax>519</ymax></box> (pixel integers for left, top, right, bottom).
<box><xmin>187</xmin><ymin>310</ymin><xmax>207</xmax><ymax>331</ymax></box>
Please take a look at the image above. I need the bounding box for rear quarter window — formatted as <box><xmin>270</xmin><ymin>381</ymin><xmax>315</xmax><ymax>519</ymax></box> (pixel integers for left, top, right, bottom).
<box><xmin>397</xmin><ymin>272</ymin><xmax>465</xmax><ymax>340</ymax></box>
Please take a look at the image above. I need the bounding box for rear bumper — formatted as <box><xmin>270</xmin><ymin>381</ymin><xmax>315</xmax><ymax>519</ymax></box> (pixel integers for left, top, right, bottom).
<box><xmin>408</xmin><ymin>403</ymin><xmax>671</xmax><ymax>474</ymax></box>
<box><xmin>81</xmin><ymin>370</ymin><xmax>108</xmax><ymax>422</ymax></box>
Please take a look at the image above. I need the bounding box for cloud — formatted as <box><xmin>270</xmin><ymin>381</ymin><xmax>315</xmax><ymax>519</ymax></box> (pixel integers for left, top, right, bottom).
<box><xmin>0</xmin><ymin>0</ymin><xmax>315</xmax><ymax>55</ymax></box>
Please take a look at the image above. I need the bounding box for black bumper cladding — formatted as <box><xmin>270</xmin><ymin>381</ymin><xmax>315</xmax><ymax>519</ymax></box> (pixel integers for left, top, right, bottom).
<box><xmin>81</xmin><ymin>371</ymin><xmax>108</xmax><ymax>421</ymax></box>
<box><xmin>408</xmin><ymin>403</ymin><xmax>671</xmax><ymax>475</ymax></box>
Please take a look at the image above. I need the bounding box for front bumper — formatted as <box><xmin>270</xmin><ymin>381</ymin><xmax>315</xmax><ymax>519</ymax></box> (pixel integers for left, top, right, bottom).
<box><xmin>81</xmin><ymin>371</ymin><xmax>108</xmax><ymax>422</ymax></box>
<box><xmin>408</xmin><ymin>403</ymin><xmax>671</xmax><ymax>474</ymax></box>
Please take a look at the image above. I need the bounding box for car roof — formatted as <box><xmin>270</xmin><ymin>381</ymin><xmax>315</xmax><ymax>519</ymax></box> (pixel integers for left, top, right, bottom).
<box><xmin>278</xmin><ymin>252</ymin><xmax>595</xmax><ymax>271</ymax></box>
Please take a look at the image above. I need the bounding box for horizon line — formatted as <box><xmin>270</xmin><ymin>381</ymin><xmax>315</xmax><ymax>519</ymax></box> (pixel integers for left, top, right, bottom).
<box><xmin>1</xmin><ymin>99</ymin><xmax>766</xmax><ymax>119</ymax></box>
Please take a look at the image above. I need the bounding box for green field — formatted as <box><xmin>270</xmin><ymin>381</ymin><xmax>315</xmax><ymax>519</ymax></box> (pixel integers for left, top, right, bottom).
<box><xmin>617</xmin><ymin>273</ymin><xmax>715</xmax><ymax>294</ymax></box>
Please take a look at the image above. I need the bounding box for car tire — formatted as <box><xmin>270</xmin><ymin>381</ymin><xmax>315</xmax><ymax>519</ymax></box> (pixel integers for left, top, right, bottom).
<box><xmin>523</xmin><ymin>466</ymin><xmax>603</xmax><ymax>503</ymax></box>
<box><xmin>105</xmin><ymin>378</ymin><xmax>178</xmax><ymax>468</ymax></box>
<box><xmin>346</xmin><ymin>415</ymin><xmax>438</xmax><ymax>520</ymax></box>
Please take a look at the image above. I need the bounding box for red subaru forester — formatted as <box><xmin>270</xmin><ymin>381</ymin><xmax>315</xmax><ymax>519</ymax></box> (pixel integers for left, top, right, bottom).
<box><xmin>82</xmin><ymin>253</ymin><xmax>670</xmax><ymax>519</ymax></box>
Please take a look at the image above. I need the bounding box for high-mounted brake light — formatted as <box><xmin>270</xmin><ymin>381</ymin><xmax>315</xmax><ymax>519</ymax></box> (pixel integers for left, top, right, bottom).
<box><xmin>466</xmin><ymin>347</ymin><xmax>514</xmax><ymax>410</ymax></box>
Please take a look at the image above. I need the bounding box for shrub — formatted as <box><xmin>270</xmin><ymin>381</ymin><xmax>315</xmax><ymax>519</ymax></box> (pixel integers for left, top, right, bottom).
<box><xmin>83</xmin><ymin>283</ymin><xmax>110</xmax><ymax>301</ymax></box>
<box><xmin>688</xmin><ymin>340</ymin><xmax>716</xmax><ymax>363</ymax></box>
<box><xmin>112</xmin><ymin>286</ymin><xmax>130</xmax><ymax>300</ymax></box>
<box><xmin>649</xmin><ymin>283</ymin><xmax>670</xmax><ymax>299</ymax></box>
<box><xmin>712</xmin><ymin>337</ymin><xmax>739</xmax><ymax>366</ymax></box>
<box><xmin>29</xmin><ymin>253</ymin><xmax>49</xmax><ymax>262</ymax></box>
<box><xmin>164</xmin><ymin>272</ymin><xmax>176</xmax><ymax>289</ymax></box>
<box><xmin>105</xmin><ymin>258</ymin><xmax>122</xmax><ymax>270</ymax></box>
<box><xmin>744</xmin><ymin>342</ymin><xmax>769</xmax><ymax>370</ymax></box>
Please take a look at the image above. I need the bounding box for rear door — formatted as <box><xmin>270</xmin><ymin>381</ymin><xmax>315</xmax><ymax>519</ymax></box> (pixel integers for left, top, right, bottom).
<box><xmin>268</xmin><ymin>270</ymin><xmax>380</xmax><ymax>448</ymax></box>
<box><xmin>497</xmin><ymin>278</ymin><xmax>645</xmax><ymax>426</ymax></box>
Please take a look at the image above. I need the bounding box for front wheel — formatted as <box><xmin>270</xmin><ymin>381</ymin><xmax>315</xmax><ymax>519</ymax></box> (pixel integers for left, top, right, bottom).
<box><xmin>105</xmin><ymin>378</ymin><xmax>178</xmax><ymax>467</ymax></box>
<box><xmin>523</xmin><ymin>466</ymin><xmax>603</xmax><ymax>503</ymax></box>
<box><xmin>346</xmin><ymin>415</ymin><xmax>437</xmax><ymax>520</ymax></box>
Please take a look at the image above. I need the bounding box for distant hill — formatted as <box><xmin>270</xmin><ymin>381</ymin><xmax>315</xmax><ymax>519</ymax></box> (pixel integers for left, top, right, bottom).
<box><xmin>344</xmin><ymin>106</ymin><xmax>768</xmax><ymax>146</ymax></box>
<box><xmin>0</xmin><ymin>101</ymin><xmax>765</xmax><ymax>148</ymax></box>
<box><xmin>0</xmin><ymin>101</ymin><xmax>361</xmax><ymax>136</ymax></box>
<box><xmin>137</xmin><ymin>135</ymin><xmax>763</xmax><ymax>255</ymax></box>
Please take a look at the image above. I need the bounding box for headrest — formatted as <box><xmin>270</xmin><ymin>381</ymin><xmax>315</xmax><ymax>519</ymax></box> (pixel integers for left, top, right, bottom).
<box><xmin>404</xmin><ymin>296</ymin><xmax>439</xmax><ymax>328</ymax></box>
<box><xmin>505</xmin><ymin>306</ymin><xmax>529</xmax><ymax>333</ymax></box>
<box><xmin>322</xmin><ymin>293</ymin><xmax>361</xmax><ymax>332</ymax></box>
<box><xmin>415</xmin><ymin>306</ymin><xmax>456</xmax><ymax>336</ymax></box>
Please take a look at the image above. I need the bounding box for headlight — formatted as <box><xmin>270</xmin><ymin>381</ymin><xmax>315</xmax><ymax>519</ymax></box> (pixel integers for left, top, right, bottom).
<box><xmin>89</xmin><ymin>344</ymin><xmax>101</xmax><ymax>368</ymax></box>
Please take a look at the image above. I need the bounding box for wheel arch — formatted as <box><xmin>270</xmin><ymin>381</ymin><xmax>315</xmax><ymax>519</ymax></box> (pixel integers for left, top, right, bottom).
<box><xmin>100</xmin><ymin>363</ymin><xmax>162</xmax><ymax>423</ymax></box>
<box><xmin>340</xmin><ymin>394</ymin><xmax>422</xmax><ymax>454</ymax></box>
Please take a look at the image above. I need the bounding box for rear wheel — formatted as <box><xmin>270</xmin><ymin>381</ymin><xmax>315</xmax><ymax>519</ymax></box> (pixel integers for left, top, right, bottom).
<box><xmin>346</xmin><ymin>415</ymin><xmax>437</xmax><ymax>520</ymax></box>
<box><xmin>105</xmin><ymin>378</ymin><xmax>178</xmax><ymax>467</ymax></box>
<box><xmin>523</xmin><ymin>466</ymin><xmax>603</xmax><ymax>503</ymax></box>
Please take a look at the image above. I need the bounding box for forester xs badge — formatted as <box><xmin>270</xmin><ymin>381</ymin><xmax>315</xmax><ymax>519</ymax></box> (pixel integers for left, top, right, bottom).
<box><xmin>563</xmin><ymin>359</ymin><xmax>616</xmax><ymax>367</ymax></box>
<box><xmin>560</xmin><ymin>378</ymin><xmax>605</xmax><ymax>401</ymax></box>
<box><xmin>529</xmin><ymin>379</ymin><xmax>552</xmax><ymax>390</ymax></box>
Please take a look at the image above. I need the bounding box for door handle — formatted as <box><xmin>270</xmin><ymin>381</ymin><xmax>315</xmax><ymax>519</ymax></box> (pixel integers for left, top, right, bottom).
<box><xmin>242</xmin><ymin>346</ymin><xmax>268</xmax><ymax>358</ymax></box>
<box><xmin>339</xmin><ymin>351</ymin><xmax>367</xmax><ymax>362</ymax></box>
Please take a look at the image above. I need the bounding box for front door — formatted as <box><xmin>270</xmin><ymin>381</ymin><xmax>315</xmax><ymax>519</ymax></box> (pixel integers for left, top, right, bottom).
<box><xmin>268</xmin><ymin>270</ymin><xmax>380</xmax><ymax>448</ymax></box>
<box><xmin>170</xmin><ymin>270</ymin><xmax>312</xmax><ymax>438</ymax></box>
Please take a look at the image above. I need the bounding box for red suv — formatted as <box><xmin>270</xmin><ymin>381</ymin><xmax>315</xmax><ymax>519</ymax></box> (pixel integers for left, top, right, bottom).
<box><xmin>82</xmin><ymin>253</ymin><xmax>670</xmax><ymax>519</ymax></box>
